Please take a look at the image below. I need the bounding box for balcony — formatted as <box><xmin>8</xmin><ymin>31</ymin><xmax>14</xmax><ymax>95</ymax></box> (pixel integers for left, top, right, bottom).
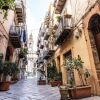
<box><xmin>15</xmin><ymin>0</ymin><xmax>24</xmax><ymax>23</ymax></box>
<box><xmin>44</xmin><ymin>28</ymin><xmax>50</xmax><ymax>40</ymax></box>
<box><xmin>40</xmin><ymin>44</ymin><xmax>44</xmax><ymax>49</ymax></box>
<box><xmin>44</xmin><ymin>12</ymin><xmax>50</xmax><ymax>27</ymax></box>
<box><xmin>37</xmin><ymin>57</ymin><xmax>44</xmax><ymax>64</ymax></box>
<box><xmin>9</xmin><ymin>26</ymin><xmax>21</xmax><ymax>48</ymax></box>
<box><xmin>39</xmin><ymin>40</ymin><xmax>44</xmax><ymax>49</ymax></box>
<box><xmin>43</xmin><ymin>48</ymin><xmax>55</xmax><ymax>60</ymax></box>
<box><xmin>54</xmin><ymin>0</ymin><xmax>66</xmax><ymax>14</ymax></box>
<box><xmin>37</xmin><ymin>39</ymin><xmax>40</xmax><ymax>47</ymax></box>
<box><xmin>40</xmin><ymin>28</ymin><xmax>45</xmax><ymax>37</ymax></box>
<box><xmin>36</xmin><ymin>49</ymin><xmax>40</xmax><ymax>55</ymax></box>
<box><xmin>55</xmin><ymin>15</ymin><xmax>72</xmax><ymax>45</ymax></box>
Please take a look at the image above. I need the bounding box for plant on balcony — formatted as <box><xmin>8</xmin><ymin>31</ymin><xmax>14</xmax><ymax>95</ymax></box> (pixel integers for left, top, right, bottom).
<box><xmin>19</xmin><ymin>48</ymin><xmax>28</xmax><ymax>58</ymax></box>
<box><xmin>64</xmin><ymin>55</ymin><xmax>91</xmax><ymax>99</ymax></box>
<box><xmin>56</xmin><ymin>15</ymin><xmax>62</xmax><ymax>22</ymax></box>
<box><xmin>0</xmin><ymin>0</ymin><xmax>15</xmax><ymax>19</ymax></box>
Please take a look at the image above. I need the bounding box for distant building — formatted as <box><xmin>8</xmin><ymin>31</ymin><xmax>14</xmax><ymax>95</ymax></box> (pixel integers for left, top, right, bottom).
<box><xmin>27</xmin><ymin>33</ymin><xmax>37</xmax><ymax>76</ymax></box>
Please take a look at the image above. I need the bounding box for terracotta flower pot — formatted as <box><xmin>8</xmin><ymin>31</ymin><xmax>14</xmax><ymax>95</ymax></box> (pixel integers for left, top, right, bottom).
<box><xmin>68</xmin><ymin>85</ymin><xmax>91</xmax><ymax>99</ymax></box>
<box><xmin>50</xmin><ymin>81</ymin><xmax>62</xmax><ymax>87</ymax></box>
<box><xmin>0</xmin><ymin>81</ymin><xmax>10</xmax><ymax>91</ymax></box>
<box><xmin>38</xmin><ymin>80</ymin><xmax>46</xmax><ymax>85</ymax></box>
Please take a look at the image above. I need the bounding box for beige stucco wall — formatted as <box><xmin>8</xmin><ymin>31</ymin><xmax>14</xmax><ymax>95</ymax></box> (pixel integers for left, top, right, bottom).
<box><xmin>55</xmin><ymin>28</ymin><xmax>91</xmax><ymax>84</ymax></box>
<box><xmin>0</xmin><ymin>10</ymin><xmax>14</xmax><ymax>61</ymax></box>
<box><xmin>55</xmin><ymin>2</ymin><xmax>100</xmax><ymax>95</ymax></box>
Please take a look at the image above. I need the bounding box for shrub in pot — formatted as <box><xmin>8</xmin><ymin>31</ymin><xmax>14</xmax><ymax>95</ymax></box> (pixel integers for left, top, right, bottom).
<box><xmin>65</xmin><ymin>55</ymin><xmax>91</xmax><ymax>99</ymax></box>
<box><xmin>0</xmin><ymin>61</ymin><xmax>12</xmax><ymax>91</ymax></box>
<box><xmin>10</xmin><ymin>63</ymin><xmax>20</xmax><ymax>83</ymax></box>
<box><xmin>19</xmin><ymin>48</ymin><xmax>28</xmax><ymax>58</ymax></box>
<box><xmin>37</xmin><ymin>69</ymin><xmax>46</xmax><ymax>85</ymax></box>
<box><xmin>47</xmin><ymin>60</ymin><xmax>62</xmax><ymax>87</ymax></box>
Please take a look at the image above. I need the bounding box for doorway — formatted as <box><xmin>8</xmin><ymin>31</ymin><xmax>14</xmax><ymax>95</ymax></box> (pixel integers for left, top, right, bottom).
<box><xmin>88</xmin><ymin>14</ymin><xmax>100</xmax><ymax>60</ymax></box>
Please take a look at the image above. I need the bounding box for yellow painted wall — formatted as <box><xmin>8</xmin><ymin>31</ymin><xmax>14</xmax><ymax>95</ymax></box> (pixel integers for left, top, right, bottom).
<box><xmin>54</xmin><ymin>3</ymin><xmax>100</xmax><ymax>95</ymax></box>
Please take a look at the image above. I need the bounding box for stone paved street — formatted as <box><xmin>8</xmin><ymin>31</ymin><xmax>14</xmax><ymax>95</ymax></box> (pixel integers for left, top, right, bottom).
<box><xmin>0</xmin><ymin>78</ymin><xmax>60</xmax><ymax>100</ymax></box>
<box><xmin>0</xmin><ymin>78</ymin><xmax>100</xmax><ymax>100</ymax></box>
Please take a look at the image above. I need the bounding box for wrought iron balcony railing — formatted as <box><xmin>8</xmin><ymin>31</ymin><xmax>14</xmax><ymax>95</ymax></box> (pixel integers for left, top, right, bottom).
<box><xmin>39</xmin><ymin>39</ymin><xmax>44</xmax><ymax>49</ymax></box>
<box><xmin>9</xmin><ymin>26</ymin><xmax>21</xmax><ymax>48</ymax></box>
<box><xmin>55</xmin><ymin>15</ymin><xmax>72</xmax><ymax>45</ymax></box>
<box><xmin>37</xmin><ymin>57</ymin><xmax>44</xmax><ymax>64</ymax></box>
<box><xmin>44</xmin><ymin>28</ymin><xmax>50</xmax><ymax>40</ymax></box>
<box><xmin>54</xmin><ymin>0</ymin><xmax>66</xmax><ymax>14</ymax></box>
<box><xmin>43</xmin><ymin>47</ymin><xmax>55</xmax><ymax>60</ymax></box>
<box><xmin>15</xmin><ymin>0</ymin><xmax>24</xmax><ymax>23</ymax></box>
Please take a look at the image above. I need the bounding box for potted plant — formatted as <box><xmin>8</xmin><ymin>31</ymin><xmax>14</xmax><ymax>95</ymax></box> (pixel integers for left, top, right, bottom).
<box><xmin>66</xmin><ymin>55</ymin><xmax>91</xmax><ymax>99</ymax></box>
<box><xmin>50</xmin><ymin>72</ymin><xmax>62</xmax><ymax>87</ymax></box>
<box><xmin>59</xmin><ymin>85</ymin><xmax>70</xmax><ymax>100</ymax></box>
<box><xmin>19</xmin><ymin>48</ymin><xmax>28</xmax><ymax>58</ymax></box>
<box><xmin>37</xmin><ymin>69</ymin><xmax>46</xmax><ymax>85</ymax></box>
<box><xmin>0</xmin><ymin>0</ymin><xmax>15</xmax><ymax>19</ymax></box>
<box><xmin>0</xmin><ymin>61</ymin><xmax>12</xmax><ymax>91</ymax></box>
<box><xmin>48</xmin><ymin>60</ymin><xmax>62</xmax><ymax>87</ymax></box>
<box><xmin>10</xmin><ymin>62</ymin><xmax>20</xmax><ymax>84</ymax></box>
<box><xmin>59</xmin><ymin>59</ymin><xmax>74</xmax><ymax>100</ymax></box>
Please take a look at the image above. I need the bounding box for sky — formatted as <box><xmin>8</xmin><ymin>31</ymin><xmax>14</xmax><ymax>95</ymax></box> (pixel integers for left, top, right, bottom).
<box><xmin>26</xmin><ymin>0</ymin><xmax>53</xmax><ymax>51</ymax></box>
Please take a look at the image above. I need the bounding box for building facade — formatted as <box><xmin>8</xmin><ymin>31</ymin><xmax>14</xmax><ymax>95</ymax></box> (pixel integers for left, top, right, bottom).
<box><xmin>0</xmin><ymin>0</ymin><xmax>27</xmax><ymax>79</ymax></box>
<box><xmin>54</xmin><ymin>0</ymin><xmax>100</xmax><ymax>95</ymax></box>
<box><xmin>27</xmin><ymin>33</ymin><xmax>37</xmax><ymax>77</ymax></box>
<box><xmin>37</xmin><ymin>0</ymin><xmax>100</xmax><ymax>95</ymax></box>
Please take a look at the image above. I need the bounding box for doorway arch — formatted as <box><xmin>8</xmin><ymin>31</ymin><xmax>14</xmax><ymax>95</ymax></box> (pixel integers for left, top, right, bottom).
<box><xmin>88</xmin><ymin>14</ymin><xmax>100</xmax><ymax>60</ymax></box>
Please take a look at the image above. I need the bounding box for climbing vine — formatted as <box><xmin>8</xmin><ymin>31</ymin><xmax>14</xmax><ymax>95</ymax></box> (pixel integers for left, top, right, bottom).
<box><xmin>0</xmin><ymin>0</ymin><xmax>15</xmax><ymax>19</ymax></box>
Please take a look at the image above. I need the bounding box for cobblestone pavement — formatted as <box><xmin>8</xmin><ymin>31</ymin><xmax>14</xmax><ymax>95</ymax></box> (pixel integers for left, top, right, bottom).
<box><xmin>0</xmin><ymin>78</ymin><xmax>100</xmax><ymax>100</ymax></box>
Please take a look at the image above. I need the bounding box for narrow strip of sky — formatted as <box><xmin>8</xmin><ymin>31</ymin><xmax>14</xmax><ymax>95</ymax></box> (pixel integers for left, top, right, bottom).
<box><xmin>27</xmin><ymin>0</ymin><xmax>53</xmax><ymax>28</ymax></box>
<box><xmin>26</xmin><ymin>0</ymin><xmax>53</xmax><ymax>51</ymax></box>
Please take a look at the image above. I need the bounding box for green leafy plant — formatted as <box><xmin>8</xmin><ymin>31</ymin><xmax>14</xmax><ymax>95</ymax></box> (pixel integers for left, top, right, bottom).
<box><xmin>10</xmin><ymin>62</ymin><xmax>20</xmax><ymax>76</ymax></box>
<box><xmin>47</xmin><ymin>59</ymin><xmax>62</xmax><ymax>82</ymax></box>
<box><xmin>56</xmin><ymin>15</ymin><xmax>62</xmax><ymax>22</ymax></box>
<box><xmin>73</xmin><ymin>55</ymin><xmax>85</xmax><ymax>85</ymax></box>
<box><xmin>19</xmin><ymin>48</ymin><xmax>28</xmax><ymax>58</ymax></box>
<box><xmin>84</xmin><ymin>69</ymin><xmax>90</xmax><ymax>85</ymax></box>
<box><xmin>0</xmin><ymin>60</ymin><xmax>19</xmax><ymax>82</ymax></box>
<box><xmin>64</xmin><ymin>55</ymin><xmax>91</xmax><ymax>87</ymax></box>
<box><xmin>0</xmin><ymin>0</ymin><xmax>15</xmax><ymax>19</ymax></box>
<box><xmin>0</xmin><ymin>61</ymin><xmax>12</xmax><ymax>81</ymax></box>
<box><xmin>65</xmin><ymin>59</ymin><xmax>75</xmax><ymax>87</ymax></box>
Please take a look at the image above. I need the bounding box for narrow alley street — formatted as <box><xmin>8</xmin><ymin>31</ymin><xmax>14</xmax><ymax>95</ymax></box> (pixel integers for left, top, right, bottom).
<box><xmin>0</xmin><ymin>0</ymin><xmax>100</xmax><ymax>100</ymax></box>
<box><xmin>0</xmin><ymin>78</ymin><xmax>60</xmax><ymax>100</ymax></box>
<box><xmin>0</xmin><ymin>78</ymin><xmax>100</xmax><ymax>100</ymax></box>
